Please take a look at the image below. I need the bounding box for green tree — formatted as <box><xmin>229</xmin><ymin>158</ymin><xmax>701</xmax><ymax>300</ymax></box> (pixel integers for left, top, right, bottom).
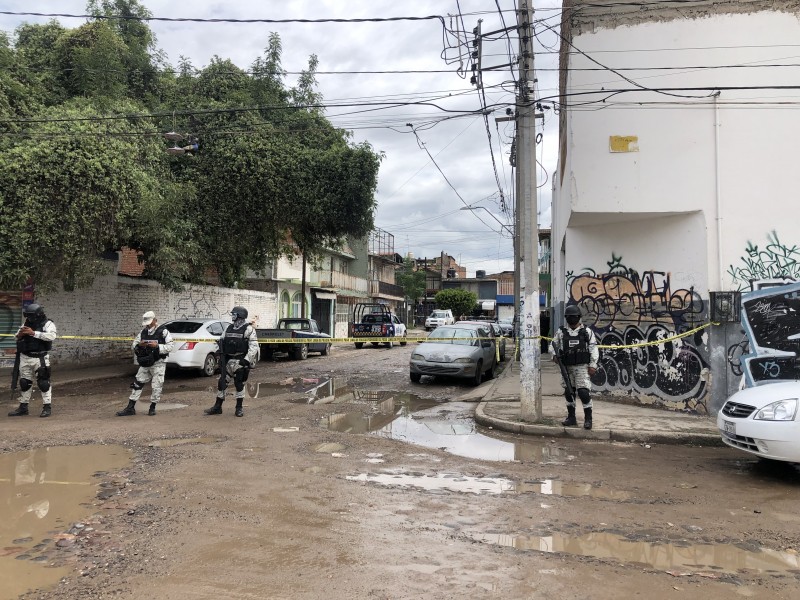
<box><xmin>396</xmin><ymin>257</ymin><xmax>426</xmax><ymax>303</ymax></box>
<box><xmin>0</xmin><ymin>99</ymin><xmax>197</xmax><ymax>291</ymax></box>
<box><xmin>434</xmin><ymin>289</ymin><xmax>478</xmax><ymax>318</ymax></box>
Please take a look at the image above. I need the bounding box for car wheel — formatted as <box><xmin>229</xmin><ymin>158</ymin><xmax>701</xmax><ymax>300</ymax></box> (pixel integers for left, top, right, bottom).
<box><xmin>293</xmin><ymin>344</ymin><xmax>308</xmax><ymax>360</ymax></box>
<box><xmin>485</xmin><ymin>362</ymin><xmax>496</xmax><ymax>380</ymax></box>
<box><xmin>410</xmin><ymin>372</ymin><xmax>421</xmax><ymax>383</ymax></box>
<box><xmin>355</xmin><ymin>342</ymin><xmax>364</xmax><ymax>349</ymax></box>
<box><xmin>202</xmin><ymin>353</ymin><xmax>217</xmax><ymax>377</ymax></box>
<box><xmin>470</xmin><ymin>360</ymin><xmax>483</xmax><ymax>387</ymax></box>
<box><xmin>385</xmin><ymin>340</ymin><xmax>393</xmax><ymax>348</ymax></box>
<box><xmin>321</xmin><ymin>343</ymin><xmax>330</xmax><ymax>356</ymax></box>
<box><xmin>371</xmin><ymin>342</ymin><xmax>380</xmax><ymax>347</ymax></box>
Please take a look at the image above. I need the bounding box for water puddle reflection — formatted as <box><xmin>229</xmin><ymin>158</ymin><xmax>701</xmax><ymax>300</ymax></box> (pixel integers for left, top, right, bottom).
<box><xmin>474</xmin><ymin>531</ymin><xmax>800</xmax><ymax>574</ymax></box>
<box><xmin>322</xmin><ymin>399</ymin><xmax>571</xmax><ymax>462</ymax></box>
<box><xmin>0</xmin><ymin>445</ymin><xmax>130</xmax><ymax>599</ymax></box>
<box><xmin>347</xmin><ymin>471</ymin><xmax>630</xmax><ymax>499</ymax></box>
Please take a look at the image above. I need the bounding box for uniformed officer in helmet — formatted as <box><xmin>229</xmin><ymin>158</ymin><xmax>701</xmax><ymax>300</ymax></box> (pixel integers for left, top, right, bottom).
<box><xmin>205</xmin><ymin>306</ymin><xmax>259</xmax><ymax>417</ymax></box>
<box><xmin>9</xmin><ymin>303</ymin><xmax>58</xmax><ymax>418</ymax></box>
<box><xmin>549</xmin><ymin>304</ymin><xmax>599</xmax><ymax>430</ymax></box>
<box><xmin>116</xmin><ymin>311</ymin><xmax>174</xmax><ymax>417</ymax></box>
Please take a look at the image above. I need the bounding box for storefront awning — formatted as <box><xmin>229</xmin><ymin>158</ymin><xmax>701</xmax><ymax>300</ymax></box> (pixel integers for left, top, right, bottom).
<box><xmin>481</xmin><ymin>300</ymin><xmax>496</xmax><ymax>311</ymax></box>
<box><xmin>314</xmin><ymin>291</ymin><xmax>337</xmax><ymax>300</ymax></box>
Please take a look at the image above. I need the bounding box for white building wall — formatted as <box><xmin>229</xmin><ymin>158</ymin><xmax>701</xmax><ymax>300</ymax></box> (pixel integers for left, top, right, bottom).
<box><xmin>36</xmin><ymin>275</ymin><xmax>277</xmax><ymax>365</ymax></box>
<box><xmin>554</xmin><ymin>7</ymin><xmax>800</xmax><ymax>413</ymax></box>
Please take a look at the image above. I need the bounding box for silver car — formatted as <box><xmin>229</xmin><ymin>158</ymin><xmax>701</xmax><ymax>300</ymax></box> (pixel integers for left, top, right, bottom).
<box><xmin>410</xmin><ymin>325</ymin><xmax>497</xmax><ymax>386</ymax></box>
<box><xmin>162</xmin><ymin>318</ymin><xmax>231</xmax><ymax>376</ymax></box>
<box><xmin>458</xmin><ymin>320</ymin><xmax>507</xmax><ymax>362</ymax></box>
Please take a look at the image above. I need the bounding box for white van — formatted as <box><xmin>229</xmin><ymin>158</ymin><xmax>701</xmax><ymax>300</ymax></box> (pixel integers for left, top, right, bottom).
<box><xmin>425</xmin><ymin>309</ymin><xmax>455</xmax><ymax>331</ymax></box>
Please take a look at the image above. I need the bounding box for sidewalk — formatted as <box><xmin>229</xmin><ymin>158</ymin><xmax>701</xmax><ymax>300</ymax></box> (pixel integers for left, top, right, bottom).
<box><xmin>475</xmin><ymin>357</ymin><xmax>723</xmax><ymax>446</ymax></box>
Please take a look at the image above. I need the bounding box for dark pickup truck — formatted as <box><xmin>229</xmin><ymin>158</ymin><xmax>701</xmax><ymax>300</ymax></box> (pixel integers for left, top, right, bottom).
<box><xmin>349</xmin><ymin>303</ymin><xmax>407</xmax><ymax>349</ymax></box>
<box><xmin>256</xmin><ymin>318</ymin><xmax>332</xmax><ymax>361</ymax></box>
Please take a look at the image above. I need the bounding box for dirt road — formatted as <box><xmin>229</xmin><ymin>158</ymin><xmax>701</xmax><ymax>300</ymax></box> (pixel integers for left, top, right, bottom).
<box><xmin>4</xmin><ymin>342</ymin><xmax>800</xmax><ymax>599</ymax></box>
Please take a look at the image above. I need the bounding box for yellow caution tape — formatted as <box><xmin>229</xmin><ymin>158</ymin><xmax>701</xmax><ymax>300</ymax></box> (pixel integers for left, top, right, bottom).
<box><xmin>0</xmin><ymin>322</ymin><xmax>719</xmax><ymax>349</ymax></box>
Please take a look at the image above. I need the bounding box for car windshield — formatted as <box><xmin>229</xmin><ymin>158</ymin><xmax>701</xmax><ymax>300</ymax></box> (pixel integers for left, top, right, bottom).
<box><xmin>281</xmin><ymin>321</ymin><xmax>309</xmax><ymax>330</ymax></box>
<box><xmin>431</xmin><ymin>311</ymin><xmax>449</xmax><ymax>318</ymax></box>
<box><xmin>427</xmin><ymin>328</ymin><xmax>477</xmax><ymax>346</ymax></box>
<box><xmin>164</xmin><ymin>321</ymin><xmax>203</xmax><ymax>334</ymax></box>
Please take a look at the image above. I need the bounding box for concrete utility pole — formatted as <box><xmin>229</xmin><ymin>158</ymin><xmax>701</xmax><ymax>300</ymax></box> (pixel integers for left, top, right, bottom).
<box><xmin>517</xmin><ymin>1</ymin><xmax>541</xmax><ymax>421</ymax></box>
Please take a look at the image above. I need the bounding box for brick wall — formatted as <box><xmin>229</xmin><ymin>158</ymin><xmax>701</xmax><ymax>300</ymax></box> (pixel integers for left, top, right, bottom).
<box><xmin>37</xmin><ymin>274</ymin><xmax>277</xmax><ymax>365</ymax></box>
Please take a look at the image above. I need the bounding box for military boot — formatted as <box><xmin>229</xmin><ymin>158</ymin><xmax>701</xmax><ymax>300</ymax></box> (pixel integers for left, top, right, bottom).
<box><xmin>148</xmin><ymin>403</ymin><xmax>157</xmax><ymax>416</ymax></box>
<box><xmin>204</xmin><ymin>398</ymin><xmax>223</xmax><ymax>415</ymax></box>
<box><xmin>40</xmin><ymin>404</ymin><xmax>51</xmax><ymax>418</ymax></box>
<box><xmin>234</xmin><ymin>399</ymin><xmax>243</xmax><ymax>418</ymax></box>
<box><xmin>561</xmin><ymin>405</ymin><xmax>577</xmax><ymax>427</ymax></box>
<box><xmin>8</xmin><ymin>402</ymin><xmax>29</xmax><ymax>417</ymax></box>
<box><xmin>583</xmin><ymin>407</ymin><xmax>593</xmax><ymax>430</ymax></box>
<box><xmin>116</xmin><ymin>400</ymin><xmax>136</xmax><ymax>416</ymax></box>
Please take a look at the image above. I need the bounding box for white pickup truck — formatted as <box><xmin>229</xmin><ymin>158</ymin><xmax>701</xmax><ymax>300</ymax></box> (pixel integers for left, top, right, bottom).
<box><xmin>425</xmin><ymin>309</ymin><xmax>455</xmax><ymax>331</ymax></box>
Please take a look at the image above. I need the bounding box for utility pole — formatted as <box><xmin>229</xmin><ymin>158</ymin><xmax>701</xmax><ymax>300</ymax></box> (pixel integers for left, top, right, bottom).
<box><xmin>517</xmin><ymin>1</ymin><xmax>541</xmax><ymax>421</ymax></box>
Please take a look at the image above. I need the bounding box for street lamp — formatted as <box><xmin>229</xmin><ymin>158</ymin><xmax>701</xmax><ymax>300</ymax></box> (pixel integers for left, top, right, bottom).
<box><xmin>459</xmin><ymin>205</ymin><xmax>514</xmax><ymax>236</ymax></box>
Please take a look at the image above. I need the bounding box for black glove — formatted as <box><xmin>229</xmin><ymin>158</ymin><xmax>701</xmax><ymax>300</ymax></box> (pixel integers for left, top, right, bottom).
<box><xmin>239</xmin><ymin>358</ymin><xmax>250</xmax><ymax>368</ymax></box>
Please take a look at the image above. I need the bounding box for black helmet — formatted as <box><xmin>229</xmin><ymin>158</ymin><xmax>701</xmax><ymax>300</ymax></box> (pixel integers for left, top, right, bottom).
<box><xmin>564</xmin><ymin>305</ymin><xmax>581</xmax><ymax>317</ymax></box>
<box><xmin>231</xmin><ymin>306</ymin><xmax>248</xmax><ymax>320</ymax></box>
<box><xmin>23</xmin><ymin>303</ymin><xmax>45</xmax><ymax>320</ymax></box>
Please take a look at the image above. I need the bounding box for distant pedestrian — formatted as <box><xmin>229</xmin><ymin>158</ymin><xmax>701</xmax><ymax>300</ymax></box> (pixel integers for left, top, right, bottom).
<box><xmin>9</xmin><ymin>303</ymin><xmax>57</xmax><ymax>418</ymax></box>
<box><xmin>205</xmin><ymin>306</ymin><xmax>259</xmax><ymax>417</ymax></box>
<box><xmin>116</xmin><ymin>311</ymin><xmax>174</xmax><ymax>417</ymax></box>
<box><xmin>550</xmin><ymin>305</ymin><xmax>598</xmax><ymax>430</ymax></box>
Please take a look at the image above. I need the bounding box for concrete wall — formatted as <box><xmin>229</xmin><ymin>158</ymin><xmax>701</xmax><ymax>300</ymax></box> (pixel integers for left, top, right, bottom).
<box><xmin>35</xmin><ymin>274</ymin><xmax>277</xmax><ymax>365</ymax></box>
<box><xmin>555</xmin><ymin>4</ymin><xmax>800</xmax><ymax>412</ymax></box>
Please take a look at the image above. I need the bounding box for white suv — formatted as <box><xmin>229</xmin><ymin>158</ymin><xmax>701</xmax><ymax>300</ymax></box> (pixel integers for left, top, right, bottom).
<box><xmin>425</xmin><ymin>309</ymin><xmax>455</xmax><ymax>331</ymax></box>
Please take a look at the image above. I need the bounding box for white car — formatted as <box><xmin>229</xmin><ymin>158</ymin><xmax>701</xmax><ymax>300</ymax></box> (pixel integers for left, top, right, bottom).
<box><xmin>162</xmin><ymin>318</ymin><xmax>231</xmax><ymax>377</ymax></box>
<box><xmin>718</xmin><ymin>381</ymin><xmax>800</xmax><ymax>462</ymax></box>
<box><xmin>425</xmin><ymin>310</ymin><xmax>455</xmax><ymax>331</ymax></box>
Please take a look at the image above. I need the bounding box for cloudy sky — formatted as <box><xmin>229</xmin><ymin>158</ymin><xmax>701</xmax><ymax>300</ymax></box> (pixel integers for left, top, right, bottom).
<box><xmin>0</xmin><ymin>1</ymin><xmax>562</xmax><ymax>277</ymax></box>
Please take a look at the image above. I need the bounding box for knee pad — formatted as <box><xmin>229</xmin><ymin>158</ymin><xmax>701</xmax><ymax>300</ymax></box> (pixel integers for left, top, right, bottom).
<box><xmin>20</xmin><ymin>378</ymin><xmax>33</xmax><ymax>392</ymax></box>
<box><xmin>37</xmin><ymin>377</ymin><xmax>51</xmax><ymax>392</ymax></box>
<box><xmin>130</xmin><ymin>379</ymin><xmax>144</xmax><ymax>390</ymax></box>
<box><xmin>577</xmin><ymin>388</ymin><xmax>591</xmax><ymax>404</ymax></box>
<box><xmin>234</xmin><ymin>370</ymin><xmax>247</xmax><ymax>392</ymax></box>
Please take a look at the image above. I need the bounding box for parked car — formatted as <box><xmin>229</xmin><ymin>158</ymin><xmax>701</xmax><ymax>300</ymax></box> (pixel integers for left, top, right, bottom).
<box><xmin>425</xmin><ymin>309</ymin><xmax>455</xmax><ymax>331</ymax></box>
<box><xmin>458</xmin><ymin>320</ymin><xmax>506</xmax><ymax>361</ymax></box>
<box><xmin>498</xmin><ymin>317</ymin><xmax>515</xmax><ymax>338</ymax></box>
<box><xmin>350</xmin><ymin>303</ymin><xmax>407</xmax><ymax>348</ymax></box>
<box><xmin>162</xmin><ymin>318</ymin><xmax>231</xmax><ymax>377</ymax></box>
<box><xmin>718</xmin><ymin>381</ymin><xmax>800</xmax><ymax>463</ymax></box>
<box><xmin>256</xmin><ymin>318</ymin><xmax>331</xmax><ymax>360</ymax></box>
<box><xmin>410</xmin><ymin>324</ymin><xmax>497</xmax><ymax>386</ymax></box>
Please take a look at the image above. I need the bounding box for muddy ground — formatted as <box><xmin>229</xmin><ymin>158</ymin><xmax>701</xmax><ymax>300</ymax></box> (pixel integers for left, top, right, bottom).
<box><xmin>4</xmin><ymin>341</ymin><xmax>800</xmax><ymax>599</ymax></box>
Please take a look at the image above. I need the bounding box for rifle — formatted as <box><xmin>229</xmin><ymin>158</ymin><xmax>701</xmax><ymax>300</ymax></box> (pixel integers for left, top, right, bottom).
<box><xmin>10</xmin><ymin>348</ymin><xmax>20</xmax><ymax>403</ymax></box>
<box><xmin>552</xmin><ymin>338</ymin><xmax>576</xmax><ymax>402</ymax></box>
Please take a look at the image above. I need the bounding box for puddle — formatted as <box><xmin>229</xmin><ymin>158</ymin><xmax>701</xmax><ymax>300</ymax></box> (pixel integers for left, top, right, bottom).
<box><xmin>279</xmin><ymin>377</ymin><xmax>402</xmax><ymax>404</ymax></box>
<box><xmin>347</xmin><ymin>472</ymin><xmax>515</xmax><ymax>495</ymax></box>
<box><xmin>0</xmin><ymin>445</ymin><xmax>130</xmax><ymax>599</ymax></box>
<box><xmin>474</xmin><ymin>531</ymin><xmax>800</xmax><ymax>574</ymax></box>
<box><xmin>147</xmin><ymin>437</ymin><xmax>223</xmax><ymax>447</ymax></box>
<box><xmin>347</xmin><ymin>471</ymin><xmax>630</xmax><ymax>499</ymax></box>
<box><xmin>323</xmin><ymin>400</ymin><xmax>572</xmax><ymax>462</ymax></box>
<box><xmin>515</xmin><ymin>479</ymin><xmax>632</xmax><ymax>501</ymax></box>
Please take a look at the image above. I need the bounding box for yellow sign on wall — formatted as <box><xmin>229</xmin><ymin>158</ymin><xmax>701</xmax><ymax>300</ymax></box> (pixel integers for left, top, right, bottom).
<box><xmin>609</xmin><ymin>135</ymin><xmax>639</xmax><ymax>153</ymax></box>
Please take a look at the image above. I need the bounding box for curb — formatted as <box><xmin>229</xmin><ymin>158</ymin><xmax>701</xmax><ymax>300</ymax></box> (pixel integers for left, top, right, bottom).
<box><xmin>475</xmin><ymin>401</ymin><xmax>725</xmax><ymax>446</ymax></box>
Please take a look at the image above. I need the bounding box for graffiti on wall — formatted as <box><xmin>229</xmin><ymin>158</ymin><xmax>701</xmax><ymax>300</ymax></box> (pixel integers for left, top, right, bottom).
<box><xmin>737</xmin><ymin>282</ymin><xmax>800</xmax><ymax>386</ymax></box>
<box><xmin>174</xmin><ymin>291</ymin><xmax>225</xmax><ymax>320</ymax></box>
<box><xmin>566</xmin><ymin>254</ymin><xmax>709</xmax><ymax>412</ymax></box>
<box><xmin>727</xmin><ymin>231</ymin><xmax>800</xmax><ymax>291</ymax></box>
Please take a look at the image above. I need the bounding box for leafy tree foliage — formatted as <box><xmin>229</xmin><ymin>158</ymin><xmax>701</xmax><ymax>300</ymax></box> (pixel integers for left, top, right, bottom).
<box><xmin>434</xmin><ymin>289</ymin><xmax>478</xmax><ymax>318</ymax></box>
<box><xmin>0</xmin><ymin>1</ymin><xmax>382</xmax><ymax>291</ymax></box>
<box><xmin>395</xmin><ymin>258</ymin><xmax>426</xmax><ymax>303</ymax></box>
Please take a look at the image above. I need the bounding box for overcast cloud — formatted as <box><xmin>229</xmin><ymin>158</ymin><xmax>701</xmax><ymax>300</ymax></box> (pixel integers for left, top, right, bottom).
<box><xmin>1</xmin><ymin>1</ymin><xmax>562</xmax><ymax>276</ymax></box>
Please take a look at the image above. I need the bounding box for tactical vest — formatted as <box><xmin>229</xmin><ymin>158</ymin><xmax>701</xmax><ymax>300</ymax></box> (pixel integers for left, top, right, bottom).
<box><xmin>559</xmin><ymin>326</ymin><xmax>591</xmax><ymax>366</ymax></box>
<box><xmin>220</xmin><ymin>323</ymin><xmax>251</xmax><ymax>357</ymax></box>
<box><xmin>134</xmin><ymin>325</ymin><xmax>168</xmax><ymax>367</ymax></box>
<box><xmin>17</xmin><ymin>319</ymin><xmax>53</xmax><ymax>356</ymax></box>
